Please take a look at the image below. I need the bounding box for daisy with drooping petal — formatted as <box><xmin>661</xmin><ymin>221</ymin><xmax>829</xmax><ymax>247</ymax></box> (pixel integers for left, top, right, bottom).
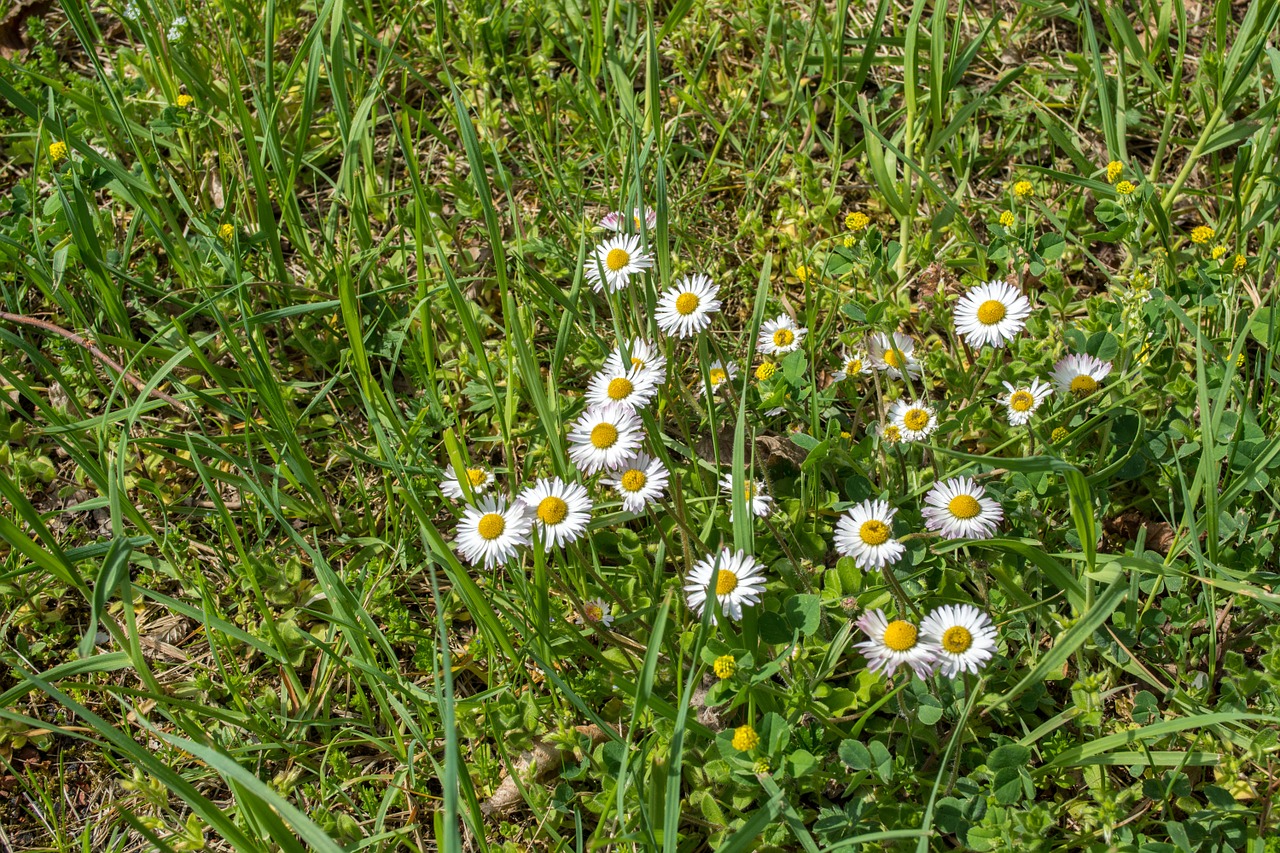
<box><xmin>655</xmin><ymin>274</ymin><xmax>720</xmax><ymax>338</ymax></box>
<box><xmin>888</xmin><ymin>399</ymin><xmax>940</xmax><ymax>442</ymax></box>
<box><xmin>580</xmin><ymin>597</ymin><xmax>615</xmax><ymax>627</ymax></box>
<box><xmin>953</xmin><ymin>280</ymin><xmax>1032</xmax><ymax>348</ymax></box>
<box><xmin>997</xmin><ymin>378</ymin><xmax>1053</xmax><ymax>426</ymax></box>
<box><xmin>455</xmin><ymin>496</ymin><xmax>533</xmax><ymax>569</ymax></box>
<box><xmin>567</xmin><ymin>405</ymin><xmax>644</xmax><ymax>474</ymax></box>
<box><xmin>519</xmin><ymin>477</ymin><xmax>593</xmax><ymax>550</ymax></box>
<box><xmin>921</xmin><ymin>477</ymin><xmax>1003</xmax><ymax>540</ymax></box>
<box><xmin>720</xmin><ymin>473</ymin><xmax>773</xmax><ymax>520</ymax></box>
<box><xmin>833</xmin><ymin>499</ymin><xmax>904</xmax><ymax>570</ymax></box>
<box><xmin>441</xmin><ymin>464</ymin><xmax>493</xmax><ymax>500</ymax></box>
<box><xmin>604</xmin><ymin>339</ymin><xmax>666</xmax><ymax>379</ymax></box>
<box><xmin>599</xmin><ymin>207</ymin><xmax>658</xmax><ymax>232</ymax></box>
<box><xmin>867</xmin><ymin>332</ymin><xmax>922</xmax><ymax>379</ymax></box>
<box><xmin>874</xmin><ymin>421</ymin><xmax>902</xmax><ymax>445</ymax></box>
<box><xmin>854</xmin><ymin>610</ymin><xmax>938</xmax><ymax>679</ymax></box>
<box><xmin>684</xmin><ymin>548</ymin><xmax>767</xmax><ymax>624</ymax></box>
<box><xmin>600</xmin><ymin>452</ymin><xmax>669</xmax><ymax>513</ymax></box>
<box><xmin>919</xmin><ymin>604</ymin><xmax>997</xmax><ymax>677</ymax></box>
<box><xmin>833</xmin><ymin>348</ymin><xmax>871</xmax><ymax>382</ymax></box>
<box><xmin>587</xmin><ymin>365</ymin><xmax>658</xmax><ymax>411</ymax></box>
<box><xmin>700</xmin><ymin>360</ymin><xmax>739</xmax><ymax>396</ymax></box>
<box><xmin>585</xmin><ymin>234</ymin><xmax>653</xmax><ymax>293</ymax></box>
<box><xmin>1051</xmin><ymin>354</ymin><xmax>1113</xmax><ymax>398</ymax></box>
<box><xmin>758</xmin><ymin>314</ymin><xmax>807</xmax><ymax>356</ymax></box>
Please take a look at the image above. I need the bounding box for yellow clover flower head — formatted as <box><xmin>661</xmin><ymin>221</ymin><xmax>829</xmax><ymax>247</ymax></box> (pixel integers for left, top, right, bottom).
<box><xmin>1106</xmin><ymin>160</ymin><xmax>1123</xmax><ymax>183</ymax></box>
<box><xmin>842</xmin><ymin>234</ymin><xmax>855</xmax><ymax>248</ymax></box>
<box><xmin>731</xmin><ymin>724</ymin><xmax>759</xmax><ymax>752</ymax></box>
<box><xmin>1051</xmin><ymin>427</ymin><xmax>1069</xmax><ymax>444</ymax></box>
<box><xmin>1233</xmin><ymin>254</ymin><xmax>1247</xmax><ymax>274</ymax></box>
<box><xmin>49</xmin><ymin>140</ymin><xmax>68</xmax><ymax>162</ymax></box>
<box><xmin>1210</xmin><ymin>245</ymin><xmax>1227</xmax><ymax>260</ymax></box>
<box><xmin>713</xmin><ymin>655</ymin><xmax>737</xmax><ymax>680</ymax></box>
<box><xmin>794</xmin><ymin>264</ymin><xmax>812</xmax><ymax>283</ymax></box>
<box><xmin>1115</xmin><ymin>180</ymin><xmax>1135</xmax><ymax>196</ymax></box>
<box><xmin>755</xmin><ymin>361</ymin><xmax>777</xmax><ymax>382</ymax></box>
<box><xmin>998</xmin><ymin>210</ymin><xmax>1015</xmax><ymax>228</ymax></box>
<box><xmin>176</xmin><ymin>94</ymin><xmax>194</xmax><ymax>109</ymax></box>
<box><xmin>218</xmin><ymin>223</ymin><xmax>236</xmax><ymax>242</ymax></box>
<box><xmin>1190</xmin><ymin>226</ymin><xmax>1213</xmax><ymax>245</ymax></box>
<box><xmin>845</xmin><ymin>211</ymin><xmax>870</xmax><ymax>232</ymax></box>
<box><xmin>1013</xmin><ymin>180</ymin><xmax>1034</xmax><ymax>198</ymax></box>
<box><xmin>752</xmin><ymin>758</ymin><xmax>771</xmax><ymax>775</ymax></box>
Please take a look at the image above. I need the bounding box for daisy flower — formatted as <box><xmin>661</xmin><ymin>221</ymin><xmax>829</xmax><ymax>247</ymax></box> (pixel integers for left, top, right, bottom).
<box><xmin>585</xmin><ymin>234</ymin><xmax>652</xmax><ymax>293</ymax></box>
<box><xmin>887</xmin><ymin>399</ymin><xmax>939</xmax><ymax>442</ymax></box>
<box><xmin>600</xmin><ymin>452</ymin><xmax>669</xmax><ymax>513</ymax></box>
<box><xmin>701</xmin><ymin>360</ymin><xmax>739</xmax><ymax>396</ymax></box>
<box><xmin>953</xmin><ymin>280</ymin><xmax>1032</xmax><ymax>348</ymax></box>
<box><xmin>684</xmin><ymin>548</ymin><xmax>767</xmax><ymax>624</ymax></box>
<box><xmin>833</xmin><ymin>348</ymin><xmax>870</xmax><ymax>382</ymax></box>
<box><xmin>440</xmin><ymin>464</ymin><xmax>493</xmax><ymax>500</ymax></box>
<box><xmin>854</xmin><ymin>610</ymin><xmax>938</xmax><ymax>679</ymax></box>
<box><xmin>567</xmin><ymin>405</ymin><xmax>644</xmax><ymax>474</ymax></box>
<box><xmin>604</xmin><ymin>338</ymin><xmax>666</xmax><ymax>379</ymax></box>
<box><xmin>758</xmin><ymin>314</ymin><xmax>807</xmax><ymax>356</ymax></box>
<box><xmin>455</xmin><ymin>496</ymin><xmax>532</xmax><ymax>568</ymax></box>
<box><xmin>587</xmin><ymin>365</ymin><xmax>658</xmax><ymax>411</ymax></box>
<box><xmin>580</xmin><ymin>597</ymin><xmax>615</xmax><ymax>627</ymax></box>
<box><xmin>1051</xmin><ymin>354</ymin><xmax>1112</xmax><ymax>398</ymax></box>
<box><xmin>997</xmin><ymin>378</ymin><xmax>1052</xmax><ymax>426</ymax></box>
<box><xmin>874</xmin><ymin>421</ymin><xmax>902</xmax><ymax>445</ymax></box>
<box><xmin>919</xmin><ymin>604</ymin><xmax>997</xmax><ymax>677</ymax></box>
<box><xmin>720</xmin><ymin>473</ymin><xmax>773</xmax><ymax>520</ymax></box>
<box><xmin>655</xmin><ymin>274</ymin><xmax>720</xmax><ymax>338</ymax></box>
<box><xmin>519</xmin><ymin>477</ymin><xmax>593</xmax><ymax>550</ymax></box>
<box><xmin>833</xmin><ymin>499</ymin><xmax>904</xmax><ymax>570</ymax></box>
<box><xmin>921</xmin><ymin>477</ymin><xmax>1003</xmax><ymax>540</ymax></box>
<box><xmin>867</xmin><ymin>332</ymin><xmax>921</xmax><ymax>379</ymax></box>
<box><xmin>599</xmin><ymin>207</ymin><xmax>657</xmax><ymax>232</ymax></box>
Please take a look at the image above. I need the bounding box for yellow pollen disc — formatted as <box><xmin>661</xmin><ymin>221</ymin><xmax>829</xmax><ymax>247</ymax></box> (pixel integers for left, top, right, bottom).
<box><xmin>466</xmin><ymin>468</ymin><xmax>487</xmax><ymax>487</ymax></box>
<box><xmin>903</xmin><ymin>409</ymin><xmax>930</xmax><ymax>431</ymax></box>
<box><xmin>1070</xmin><ymin>375</ymin><xmax>1098</xmax><ymax>395</ymax></box>
<box><xmin>607</xmin><ymin>377</ymin><xmax>634</xmax><ymax>400</ymax></box>
<box><xmin>882</xmin><ymin>425</ymin><xmax>901</xmax><ymax>443</ymax></box>
<box><xmin>976</xmin><ymin>299</ymin><xmax>1007</xmax><ymax>325</ymax></box>
<box><xmin>709</xmin><ymin>368</ymin><xmax>727</xmax><ymax>385</ymax></box>
<box><xmin>772</xmin><ymin>328</ymin><xmax>795</xmax><ymax>348</ymax></box>
<box><xmin>537</xmin><ymin>496</ymin><xmax>568</xmax><ymax>525</ymax></box>
<box><xmin>590</xmin><ymin>423</ymin><xmax>619</xmax><ymax>449</ymax></box>
<box><xmin>883</xmin><ymin>349</ymin><xmax>903</xmax><ymax>368</ymax></box>
<box><xmin>715</xmin><ymin>569</ymin><xmax>739</xmax><ymax>595</ymax></box>
<box><xmin>859</xmin><ymin>520</ymin><xmax>890</xmax><ymax>545</ymax></box>
<box><xmin>630</xmin><ymin>356</ymin><xmax>644</xmax><ymax>368</ymax></box>
<box><xmin>847</xmin><ymin>359</ymin><xmax>861</xmax><ymax>373</ymax></box>
<box><xmin>674</xmin><ymin>292</ymin><xmax>699</xmax><ymax>315</ymax></box>
<box><xmin>585</xmin><ymin>604</ymin><xmax>603</xmax><ymax>621</ymax></box>
<box><xmin>882</xmin><ymin>620</ymin><xmax>918</xmax><ymax>651</ymax></box>
<box><xmin>948</xmin><ymin>495</ymin><xmax>981</xmax><ymax>519</ymax></box>
<box><xmin>605</xmin><ymin>247</ymin><xmax>630</xmax><ymax>271</ymax></box>
<box><xmin>1009</xmin><ymin>391</ymin><xmax>1035</xmax><ymax>412</ymax></box>
<box><xmin>742</xmin><ymin>482</ymin><xmax>754</xmax><ymax>499</ymax></box>
<box><xmin>942</xmin><ymin>625</ymin><xmax>973</xmax><ymax>653</ymax></box>
<box><xmin>476</xmin><ymin>513</ymin><xmax>505</xmax><ymax>540</ymax></box>
<box><xmin>620</xmin><ymin>469</ymin><xmax>646</xmax><ymax>492</ymax></box>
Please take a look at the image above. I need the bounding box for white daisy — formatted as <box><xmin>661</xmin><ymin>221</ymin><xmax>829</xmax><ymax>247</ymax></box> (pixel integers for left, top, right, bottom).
<box><xmin>655</xmin><ymin>274</ymin><xmax>720</xmax><ymax>338</ymax></box>
<box><xmin>567</xmin><ymin>405</ymin><xmax>644</xmax><ymax>474</ymax></box>
<box><xmin>684</xmin><ymin>548</ymin><xmax>767</xmax><ymax>624</ymax></box>
<box><xmin>1050</xmin><ymin>354</ymin><xmax>1113</xmax><ymax>398</ymax></box>
<box><xmin>833</xmin><ymin>348</ymin><xmax>871</xmax><ymax>382</ymax></box>
<box><xmin>440</xmin><ymin>464</ymin><xmax>493</xmax><ymax>500</ymax></box>
<box><xmin>854</xmin><ymin>610</ymin><xmax>938</xmax><ymax>679</ymax></box>
<box><xmin>887</xmin><ymin>399</ymin><xmax>940</xmax><ymax>442</ymax></box>
<box><xmin>599</xmin><ymin>207</ymin><xmax>657</xmax><ymax>232</ymax></box>
<box><xmin>720</xmin><ymin>473</ymin><xmax>773</xmax><ymax>520</ymax></box>
<box><xmin>997</xmin><ymin>378</ymin><xmax>1053</xmax><ymax>426</ymax></box>
<box><xmin>758</xmin><ymin>314</ymin><xmax>807</xmax><ymax>356</ymax></box>
<box><xmin>919</xmin><ymin>604</ymin><xmax>997</xmax><ymax>677</ymax></box>
<box><xmin>701</xmin><ymin>360</ymin><xmax>739</xmax><ymax>396</ymax></box>
<box><xmin>580</xmin><ymin>597</ymin><xmax>615</xmax><ymax>627</ymax></box>
<box><xmin>874</xmin><ymin>421</ymin><xmax>903</xmax><ymax>445</ymax></box>
<box><xmin>867</xmin><ymin>332</ymin><xmax>922</xmax><ymax>379</ymax></box>
<box><xmin>587</xmin><ymin>364</ymin><xmax>658</xmax><ymax>411</ymax></box>
<box><xmin>604</xmin><ymin>339</ymin><xmax>666</xmax><ymax>379</ymax></box>
<box><xmin>585</xmin><ymin>234</ymin><xmax>653</xmax><ymax>293</ymax></box>
<box><xmin>953</xmin><ymin>279</ymin><xmax>1032</xmax><ymax>348</ymax></box>
<box><xmin>455</xmin><ymin>496</ymin><xmax>533</xmax><ymax>569</ymax></box>
<box><xmin>833</xmin><ymin>499</ymin><xmax>904</xmax><ymax>570</ymax></box>
<box><xmin>921</xmin><ymin>477</ymin><xmax>1003</xmax><ymax>540</ymax></box>
<box><xmin>600</xmin><ymin>452</ymin><xmax>669</xmax><ymax>513</ymax></box>
<box><xmin>518</xmin><ymin>477</ymin><xmax>593</xmax><ymax>551</ymax></box>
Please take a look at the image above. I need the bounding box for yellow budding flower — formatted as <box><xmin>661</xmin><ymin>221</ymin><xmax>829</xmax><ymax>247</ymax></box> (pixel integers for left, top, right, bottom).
<box><xmin>1051</xmin><ymin>427</ymin><xmax>1069</xmax><ymax>444</ymax></box>
<box><xmin>731</xmin><ymin>724</ymin><xmax>759</xmax><ymax>752</ymax></box>
<box><xmin>845</xmin><ymin>211</ymin><xmax>870</xmax><ymax>232</ymax></box>
<box><xmin>176</xmin><ymin>94</ymin><xmax>194</xmax><ymax>108</ymax></box>
<box><xmin>752</xmin><ymin>758</ymin><xmax>771</xmax><ymax>774</ymax></box>
<box><xmin>1210</xmin><ymin>245</ymin><xmax>1227</xmax><ymax>260</ymax></box>
<box><xmin>49</xmin><ymin>140</ymin><xmax>68</xmax><ymax>162</ymax></box>
<box><xmin>794</xmin><ymin>264</ymin><xmax>812</xmax><ymax>283</ymax></box>
<box><xmin>998</xmin><ymin>210</ymin><xmax>1015</xmax><ymax>228</ymax></box>
<box><xmin>842</xmin><ymin>235</ymin><xmax>855</xmax><ymax>248</ymax></box>
<box><xmin>218</xmin><ymin>223</ymin><xmax>236</xmax><ymax>242</ymax></box>
<box><xmin>1115</xmin><ymin>180</ymin><xmax>1135</xmax><ymax>196</ymax></box>
<box><xmin>1106</xmin><ymin>160</ymin><xmax>1123</xmax><ymax>183</ymax></box>
<box><xmin>755</xmin><ymin>361</ymin><xmax>777</xmax><ymax>382</ymax></box>
<box><xmin>1013</xmin><ymin>180</ymin><xmax>1033</xmax><ymax>198</ymax></box>
<box><xmin>1190</xmin><ymin>226</ymin><xmax>1213</xmax><ymax>245</ymax></box>
<box><xmin>1236</xmin><ymin>353</ymin><xmax>1246</xmax><ymax>369</ymax></box>
<box><xmin>1233</xmin><ymin>254</ymin><xmax>1247</xmax><ymax>274</ymax></box>
<box><xmin>713</xmin><ymin>655</ymin><xmax>737</xmax><ymax>680</ymax></box>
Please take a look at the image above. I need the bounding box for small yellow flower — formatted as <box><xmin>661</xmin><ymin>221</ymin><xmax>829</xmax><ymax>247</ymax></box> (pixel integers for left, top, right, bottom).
<box><xmin>713</xmin><ymin>655</ymin><xmax>737</xmax><ymax>680</ymax></box>
<box><xmin>1190</xmin><ymin>226</ymin><xmax>1213</xmax><ymax>245</ymax></box>
<box><xmin>839</xmin><ymin>430</ymin><xmax>851</xmax><ymax>440</ymax></box>
<box><xmin>1106</xmin><ymin>160</ymin><xmax>1123</xmax><ymax>183</ymax></box>
<box><xmin>1115</xmin><ymin>180</ymin><xmax>1135</xmax><ymax>196</ymax></box>
<box><xmin>842</xmin><ymin>235</ymin><xmax>855</xmax><ymax>249</ymax></box>
<box><xmin>49</xmin><ymin>140</ymin><xmax>68</xmax><ymax>162</ymax></box>
<box><xmin>731</xmin><ymin>724</ymin><xmax>759</xmax><ymax>752</ymax></box>
<box><xmin>845</xmin><ymin>211</ymin><xmax>870</xmax><ymax>232</ymax></box>
<box><xmin>176</xmin><ymin>94</ymin><xmax>194</xmax><ymax>109</ymax></box>
<box><xmin>1051</xmin><ymin>427</ymin><xmax>1069</xmax><ymax>444</ymax></box>
<box><xmin>1210</xmin><ymin>245</ymin><xmax>1227</xmax><ymax>260</ymax></box>
<box><xmin>1233</xmin><ymin>254</ymin><xmax>1247</xmax><ymax>274</ymax></box>
<box><xmin>880</xmin><ymin>424</ymin><xmax>901</xmax><ymax>445</ymax></box>
<box><xmin>998</xmin><ymin>210</ymin><xmax>1015</xmax><ymax>228</ymax></box>
<box><xmin>218</xmin><ymin>223</ymin><xmax>236</xmax><ymax>242</ymax></box>
<box><xmin>752</xmin><ymin>758</ymin><xmax>771</xmax><ymax>774</ymax></box>
<box><xmin>794</xmin><ymin>264</ymin><xmax>812</xmax><ymax>283</ymax></box>
<box><xmin>1236</xmin><ymin>353</ymin><xmax>1246</xmax><ymax>369</ymax></box>
<box><xmin>1013</xmin><ymin>180</ymin><xmax>1033</xmax><ymax>198</ymax></box>
<box><xmin>755</xmin><ymin>362</ymin><xmax>777</xmax><ymax>382</ymax></box>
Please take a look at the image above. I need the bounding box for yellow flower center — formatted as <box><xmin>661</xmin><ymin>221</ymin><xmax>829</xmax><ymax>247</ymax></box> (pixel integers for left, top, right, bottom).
<box><xmin>976</xmin><ymin>299</ymin><xmax>1006</xmax><ymax>325</ymax></box>
<box><xmin>859</xmin><ymin>520</ymin><xmax>890</xmax><ymax>545</ymax></box>
<box><xmin>620</xmin><ymin>469</ymin><xmax>647</xmax><ymax>492</ymax></box>
<box><xmin>536</xmin><ymin>496</ymin><xmax>569</xmax><ymax>525</ymax></box>
<box><xmin>942</xmin><ymin>626</ymin><xmax>973</xmax><ymax>653</ymax></box>
<box><xmin>715</xmin><ymin>569</ymin><xmax>739</xmax><ymax>595</ymax></box>
<box><xmin>630</xmin><ymin>356</ymin><xmax>645</xmax><ymax>368</ymax></box>
<box><xmin>732</xmin><ymin>724</ymin><xmax>759</xmax><ymax>752</ymax></box>
<box><xmin>882</xmin><ymin>425</ymin><xmax>901</xmax><ymax>443</ymax></box>
<box><xmin>846</xmin><ymin>359</ymin><xmax>862</xmax><ymax>373</ymax></box>
<box><xmin>476</xmin><ymin>513</ymin><xmax>505</xmax><ymax>540</ymax></box>
<box><xmin>882</xmin><ymin>620</ymin><xmax>918</xmax><ymax>651</ymax></box>
<box><xmin>607</xmin><ymin>377</ymin><xmax>633</xmax><ymax>400</ymax></box>
<box><xmin>772</xmin><ymin>328</ymin><xmax>794</xmax><ymax>348</ymax></box>
<box><xmin>883</xmin><ymin>349</ymin><xmax>903</xmax><ymax>368</ymax></box>
<box><xmin>948</xmin><ymin>495</ymin><xmax>981</xmax><ymax>519</ymax></box>
<box><xmin>584</xmin><ymin>603</ymin><xmax>603</xmax><ymax>622</ymax></box>
<box><xmin>1070</xmin><ymin>375</ymin><xmax>1098</xmax><ymax>396</ymax></box>
<box><xmin>709</xmin><ymin>368</ymin><xmax>727</xmax><ymax>386</ymax></box>
<box><xmin>466</xmin><ymin>468</ymin><xmax>487</xmax><ymax>487</ymax></box>
<box><xmin>674</xmin><ymin>292</ymin><xmax>699</xmax><ymax>315</ymax></box>
<box><xmin>590</xmin><ymin>423</ymin><xmax>619</xmax><ymax>449</ymax></box>
<box><xmin>903</xmin><ymin>409</ymin><xmax>930</xmax><ymax>431</ymax></box>
<box><xmin>605</xmin><ymin>247</ymin><xmax>630</xmax><ymax>271</ymax></box>
<box><xmin>1009</xmin><ymin>391</ymin><xmax>1035</xmax><ymax>412</ymax></box>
